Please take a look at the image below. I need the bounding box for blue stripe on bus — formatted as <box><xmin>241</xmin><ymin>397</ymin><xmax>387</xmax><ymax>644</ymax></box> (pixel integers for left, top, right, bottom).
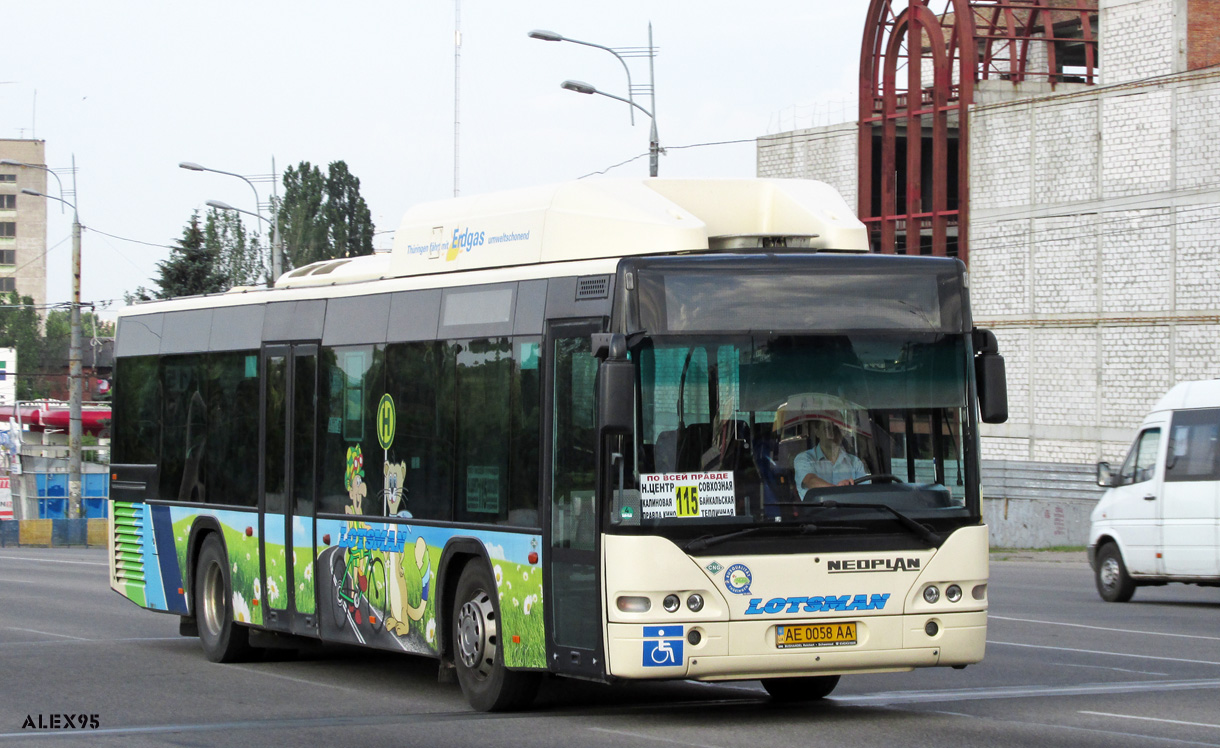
<box><xmin>150</xmin><ymin>504</ymin><xmax>188</xmax><ymax>614</ymax></box>
<box><xmin>643</xmin><ymin>625</ymin><xmax>683</xmax><ymax>639</ymax></box>
<box><xmin>140</xmin><ymin>503</ymin><xmax>166</xmax><ymax>611</ymax></box>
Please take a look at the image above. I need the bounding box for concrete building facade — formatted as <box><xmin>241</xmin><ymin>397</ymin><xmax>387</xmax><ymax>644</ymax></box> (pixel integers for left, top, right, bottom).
<box><xmin>758</xmin><ymin>0</ymin><xmax>1220</xmax><ymax>468</ymax></box>
<box><xmin>0</xmin><ymin>140</ymin><xmax>48</xmax><ymax>311</ymax></box>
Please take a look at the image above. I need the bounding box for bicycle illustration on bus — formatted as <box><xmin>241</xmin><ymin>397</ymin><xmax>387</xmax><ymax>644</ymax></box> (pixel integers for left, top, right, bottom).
<box><xmin>331</xmin><ymin>543</ymin><xmax>389</xmax><ymax>633</ymax></box>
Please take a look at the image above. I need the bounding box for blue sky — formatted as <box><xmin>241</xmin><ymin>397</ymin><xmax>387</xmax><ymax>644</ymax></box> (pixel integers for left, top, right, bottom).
<box><xmin>3</xmin><ymin>1</ymin><xmax>864</xmax><ymax>317</ymax></box>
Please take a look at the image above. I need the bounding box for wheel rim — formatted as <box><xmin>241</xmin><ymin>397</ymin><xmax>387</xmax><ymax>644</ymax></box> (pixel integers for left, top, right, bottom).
<box><xmin>201</xmin><ymin>560</ymin><xmax>225</xmax><ymax>638</ymax></box>
<box><xmin>457</xmin><ymin>590</ymin><xmax>498</xmax><ymax>680</ymax></box>
<box><xmin>1099</xmin><ymin>556</ymin><xmax>1121</xmax><ymax>591</ymax></box>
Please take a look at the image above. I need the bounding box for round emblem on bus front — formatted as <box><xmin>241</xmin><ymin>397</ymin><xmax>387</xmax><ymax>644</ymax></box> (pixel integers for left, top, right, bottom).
<box><xmin>724</xmin><ymin>563</ymin><xmax>752</xmax><ymax>595</ymax></box>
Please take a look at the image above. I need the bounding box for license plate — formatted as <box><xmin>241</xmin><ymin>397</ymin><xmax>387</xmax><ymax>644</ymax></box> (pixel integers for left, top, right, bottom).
<box><xmin>775</xmin><ymin>622</ymin><xmax>857</xmax><ymax>649</ymax></box>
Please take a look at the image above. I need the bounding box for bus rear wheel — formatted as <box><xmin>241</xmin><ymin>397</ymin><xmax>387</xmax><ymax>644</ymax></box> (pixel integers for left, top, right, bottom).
<box><xmin>195</xmin><ymin>534</ymin><xmax>255</xmax><ymax>663</ymax></box>
<box><xmin>452</xmin><ymin>562</ymin><xmax>540</xmax><ymax>712</ymax></box>
<box><xmin>761</xmin><ymin>675</ymin><xmax>840</xmax><ymax>702</ymax></box>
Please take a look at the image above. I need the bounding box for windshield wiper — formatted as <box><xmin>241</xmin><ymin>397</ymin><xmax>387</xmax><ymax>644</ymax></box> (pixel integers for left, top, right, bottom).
<box><xmin>683</xmin><ymin>522</ymin><xmax>819</xmax><ymax>553</ymax></box>
<box><xmin>815</xmin><ymin>500</ymin><xmax>943</xmax><ymax>547</ymax></box>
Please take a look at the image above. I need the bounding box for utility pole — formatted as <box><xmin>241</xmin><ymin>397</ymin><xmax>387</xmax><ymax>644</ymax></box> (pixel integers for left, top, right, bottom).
<box><xmin>68</xmin><ymin>154</ymin><xmax>82</xmax><ymax>519</ymax></box>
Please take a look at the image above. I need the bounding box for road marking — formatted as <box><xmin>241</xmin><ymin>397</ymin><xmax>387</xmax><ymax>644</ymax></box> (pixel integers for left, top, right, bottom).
<box><xmin>1056</xmin><ymin>661</ymin><xmax>1169</xmax><ymax>677</ymax></box>
<box><xmin>1080</xmin><ymin>712</ymin><xmax>1220</xmax><ymax>731</ymax></box>
<box><xmin>930</xmin><ymin>710</ymin><xmax>1220</xmax><ymax>748</ymax></box>
<box><xmin>0</xmin><ymin>555</ymin><xmax>107</xmax><ymax>567</ymax></box>
<box><xmin>0</xmin><ymin>709</ymin><xmax>537</xmax><ymax>740</ymax></box>
<box><xmin>589</xmin><ymin>727</ymin><xmax>724</xmax><ymax>748</ymax></box>
<box><xmin>6</xmin><ymin>627</ymin><xmax>89</xmax><ymax>641</ymax></box>
<box><xmin>989</xmin><ymin>640</ymin><xmax>1220</xmax><ymax>666</ymax></box>
<box><xmin>835</xmin><ymin>678</ymin><xmax>1220</xmax><ymax>706</ymax></box>
<box><xmin>228</xmin><ymin>665</ymin><xmax>366</xmax><ymax>694</ymax></box>
<box><xmin>0</xmin><ymin>636</ymin><xmax>182</xmax><ymax>649</ymax></box>
<box><xmin>991</xmin><ymin>615</ymin><xmax>1220</xmax><ymax>642</ymax></box>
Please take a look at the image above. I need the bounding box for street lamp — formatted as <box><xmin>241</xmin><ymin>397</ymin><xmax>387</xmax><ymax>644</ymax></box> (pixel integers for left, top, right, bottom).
<box><xmin>20</xmin><ymin>186</ymin><xmax>83</xmax><ymax>520</ymax></box>
<box><xmin>179</xmin><ymin>161</ymin><xmax>283</xmax><ymax>283</ymax></box>
<box><xmin>206</xmin><ymin>200</ymin><xmax>278</xmax><ymax>260</ymax></box>
<box><xmin>561</xmin><ymin>80</ymin><xmax>661</xmax><ymax>178</ymax></box>
<box><xmin>529</xmin><ymin>29</ymin><xmax>636</xmax><ymax>125</ymax></box>
<box><xmin>0</xmin><ymin>159</ymin><xmax>64</xmax><ymax>213</ymax></box>
<box><xmin>530</xmin><ymin>25</ymin><xmax>662</xmax><ymax>176</ymax></box>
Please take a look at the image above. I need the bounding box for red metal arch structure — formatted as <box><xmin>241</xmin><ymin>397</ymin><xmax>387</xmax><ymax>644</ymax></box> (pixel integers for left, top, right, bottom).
<box><xmin>859</xmin><ymin>0</ymin><xmax>1098</xmax><ymax>261</ymax></box>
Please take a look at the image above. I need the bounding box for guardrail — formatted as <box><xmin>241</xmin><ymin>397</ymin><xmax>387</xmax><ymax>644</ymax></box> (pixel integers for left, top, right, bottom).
<box><xmin>0</xmin><ymin>463</ymin><xmax>1103</xmax><ymax>551</ymax></box>
<box><xmin>981</xmin><ymin>460</ymin><xmax>1104</xmax><ymax>548</ymax></box>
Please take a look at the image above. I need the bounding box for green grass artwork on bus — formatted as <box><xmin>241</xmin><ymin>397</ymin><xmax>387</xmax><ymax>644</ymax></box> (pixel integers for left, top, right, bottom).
<box><xmin>494</xmin><ymin>559</ymin><xmax>545</xmax><ymax>668</ymax></box>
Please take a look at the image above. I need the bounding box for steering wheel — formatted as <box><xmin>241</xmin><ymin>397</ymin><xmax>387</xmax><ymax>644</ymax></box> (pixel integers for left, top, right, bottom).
<box><xmin>854</xmin><ymin>473</ymin><xmax>901</xmax><ymax>484</ymax></box>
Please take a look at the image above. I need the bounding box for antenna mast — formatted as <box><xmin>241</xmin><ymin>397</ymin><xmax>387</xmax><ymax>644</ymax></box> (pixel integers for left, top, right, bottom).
<box><xmin>454</xmin><ymin>0</ymin><xmax>462</xmax><ymax>197</ymax></box>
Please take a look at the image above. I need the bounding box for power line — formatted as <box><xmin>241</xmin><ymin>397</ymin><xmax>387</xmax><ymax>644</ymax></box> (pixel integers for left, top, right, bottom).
<box><xmin>582</xmin><ymin>135</ymin><xmax>758</xmax><ymax>178</ymax></box>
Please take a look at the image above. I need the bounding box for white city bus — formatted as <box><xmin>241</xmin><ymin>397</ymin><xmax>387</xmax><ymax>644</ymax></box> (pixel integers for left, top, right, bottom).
<box><xmin>109</xmin><ymin>178</ymin><xmax>1007</xmax><ymax>711</ymax></box>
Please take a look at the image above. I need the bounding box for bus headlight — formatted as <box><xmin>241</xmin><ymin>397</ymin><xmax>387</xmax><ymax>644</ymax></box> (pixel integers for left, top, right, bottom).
<box><xmin>946</xmin><ymin>584</ymin><xmax>963</xmax><ymax>603</ymax></box>
<box><xmin>663</xmin><ymin>594</ymin><xmax>681</xmax><ymax>613</ymax></box>
<box><xmin>686</xmin><ymin>594</ymin><xmax>704</xmax><ymax>612</ymax></box>
<box><xmin>923</xmin><ymin>585</ymin><xmax>940</xmax><ymax>604</ymax></box>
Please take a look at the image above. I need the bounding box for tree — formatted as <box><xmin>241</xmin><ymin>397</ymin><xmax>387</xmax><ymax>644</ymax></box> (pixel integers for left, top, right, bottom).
<box><xmin>277</xmin><ymin>160</ymin><xmax>376</xmax><ymax>270</ymax></box>
<box><xmin>44</xmin><ymin>309</ymin><xmax>115</xmax><ymax>341</ymax></box>
<box><xmin>150</xmin><ymin>212</ymin><xmax>227</xmax><ymax>299</ymax></box>
<box><xmin>0</xmin><ymin>293</ymin><xmax>50</xmax><ymax>400</ymax></box>
<box><xmin>204</xmin><ymin>207</ymin><xmax>266</xmax><ymax>288</ymax></box>
<box><xmin>278</xmin><ymin>161</ymin><xmax>329</xmax><ymax>269</ymax></box>
<box><xmin>325</xmin><ymin>161</ymin><xmax>375</xmax><ymax>260</ymax></box>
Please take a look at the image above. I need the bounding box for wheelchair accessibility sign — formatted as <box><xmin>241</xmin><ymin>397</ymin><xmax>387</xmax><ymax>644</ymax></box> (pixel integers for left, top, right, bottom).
<box><xmin>642</xmin><ymin>625</ymin><xmax>684</xmax><ymax>667</ymax></box>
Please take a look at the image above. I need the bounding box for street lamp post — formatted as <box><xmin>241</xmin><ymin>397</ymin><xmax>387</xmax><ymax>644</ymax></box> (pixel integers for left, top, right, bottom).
<box><xmin>179</xmin><ymin>161</ymin><xmax>283</xmax><ymax>283</ymax></box>
<box><xmin>530</xmin><ymin>25</ymin><xmax>661</xmax><ymax>176</ymax></box>
<box><xmin>20</xmin><ymin>186</ymin><xmax>83</xmax><ymax>519</ymax></box>
<box><xmin>561</xmin><ymin>81</ymin><xmax>661</xmax><ymax>177</ymax></box>
<box><xmin>529</xmin><ymin>29</ymin><xmax>637</xmax><ymax>125</ymax></box>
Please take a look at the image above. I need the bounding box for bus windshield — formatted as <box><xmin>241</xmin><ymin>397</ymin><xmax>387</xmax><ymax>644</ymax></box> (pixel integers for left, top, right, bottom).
<box><xmin>619</xmin><ymin>332</ymin><xmax>975</xmax><ymax>539</ymax></box>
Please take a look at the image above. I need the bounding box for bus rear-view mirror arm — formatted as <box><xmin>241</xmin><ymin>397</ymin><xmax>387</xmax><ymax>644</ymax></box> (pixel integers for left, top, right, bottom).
<box><xmin>973</xmin><ymin>328</ymin><xmax>1008</xmax><ymax>424</ymax></box>
<box><xmin>595</xmin><ymin>333</ymin><xmax>635</xmax><ymax>435</ymax></box>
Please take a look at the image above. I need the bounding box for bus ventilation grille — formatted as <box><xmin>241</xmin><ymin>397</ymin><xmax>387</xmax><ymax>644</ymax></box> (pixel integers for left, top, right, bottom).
<box><xmin>112</xmin><ymin>502</ymin><xmax>146</xmax><ymax>584</ymax></box>
<box><xmin>576</xmin><ymin>275</ymin><xmax>610</xmax><ymax>300</ymax></box>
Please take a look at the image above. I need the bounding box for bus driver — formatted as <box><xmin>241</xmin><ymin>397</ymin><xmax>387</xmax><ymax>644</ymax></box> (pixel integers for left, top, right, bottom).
<box><xmin>794</xmin><ymin>412</ymin><xmax>867</xmax><ymax>499</ymax></box>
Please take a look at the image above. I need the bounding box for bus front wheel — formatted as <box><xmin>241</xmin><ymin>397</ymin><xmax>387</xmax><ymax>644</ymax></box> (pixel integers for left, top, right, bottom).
<box><xmin>195</xmin><ymin>534</ymin><xmax>255</xmax><ymax>663</ymax></box>
<box><xmin>451</xmin><ymin>562</ymin><xmax>540</xmax><ymax>712</ymax></box>
<box><xmin>761</xmin><ymin>675</ymin><xmax>840</xmax><ymax>702</ymax></box>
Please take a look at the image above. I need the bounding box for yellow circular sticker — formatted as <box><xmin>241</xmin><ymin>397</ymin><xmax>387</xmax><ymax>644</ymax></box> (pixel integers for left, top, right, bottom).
<box><xmin>377</xmin><ymin>393</ymin><xmax>395</xmax><ymax>450</ymax></box>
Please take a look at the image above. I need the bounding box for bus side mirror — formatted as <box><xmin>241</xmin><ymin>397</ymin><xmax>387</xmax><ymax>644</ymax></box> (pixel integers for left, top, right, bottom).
<box><xmin>973</xmin><ymin>328</ymin><xmax>1008</xmax><ymax>424</ymax></box>
<box><xmin>595</xmin><ymin>333</ymin><xmax>635</xmax><ymax>434</ymax></box>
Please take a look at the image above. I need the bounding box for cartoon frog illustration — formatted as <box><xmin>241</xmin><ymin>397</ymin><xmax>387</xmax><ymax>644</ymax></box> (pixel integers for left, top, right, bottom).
<box><xmin>386</xmin><ymin>536</ymin><xmax>433</xmax><ymax>638</ymax></box>
<box><xmin>344</xmin><ymin>446</ymin><xmax>366</xmax><ymax>515</ymax></box>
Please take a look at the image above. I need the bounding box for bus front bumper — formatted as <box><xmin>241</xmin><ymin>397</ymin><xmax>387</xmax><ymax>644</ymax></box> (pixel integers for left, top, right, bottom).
<box><xmin>606</xmin><ymin>610</ymin><xmax>987</xmax><ymax>681</ymax></box>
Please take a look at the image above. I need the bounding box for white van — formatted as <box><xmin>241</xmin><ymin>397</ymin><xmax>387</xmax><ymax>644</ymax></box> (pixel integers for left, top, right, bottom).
<box><xmin>1088</xmin><ymin>380</ymin><xmax>1220</xmax><ymax>602</ymax></box>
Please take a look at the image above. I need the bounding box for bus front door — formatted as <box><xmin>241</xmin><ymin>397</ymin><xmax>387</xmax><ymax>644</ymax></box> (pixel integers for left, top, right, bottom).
<box><xmin>544</xmin><ymin>321</ymin><xmax>606</xmax><ymax>680</ymax></box>
<box><xmin>260</xmin><ymin>344</ymin><xmax>319</xmax><ymax>636</ymax></box>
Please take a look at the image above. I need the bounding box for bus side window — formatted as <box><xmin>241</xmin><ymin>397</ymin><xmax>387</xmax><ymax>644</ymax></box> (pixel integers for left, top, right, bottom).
<box><xmin>552</xmin><ymin>336</ymin><xmax>597</xmax><ymax>550</ymax></box>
